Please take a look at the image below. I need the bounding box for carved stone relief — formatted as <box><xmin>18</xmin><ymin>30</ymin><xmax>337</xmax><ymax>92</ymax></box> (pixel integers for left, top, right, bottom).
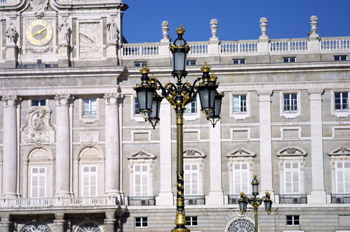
<box><xmin>79</xmin><ymin>22</ymin><xmax>102</xmax><ymax>59</ymax></box>
<box><xmin>22</xmin><ymin>107</ymin><xmax>55</xmax><ymax>144</ymax></box>
<box><xmin>30</xmin><ymin>0</ymin><xmax>49</xmax><ymax>18</ymax></box>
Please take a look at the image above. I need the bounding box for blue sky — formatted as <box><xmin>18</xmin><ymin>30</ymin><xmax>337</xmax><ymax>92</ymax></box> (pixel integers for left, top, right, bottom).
<box><xmin>123</xmin><ymin>0</ymin><xmax>350</xmax><ymax>43</ymax></box>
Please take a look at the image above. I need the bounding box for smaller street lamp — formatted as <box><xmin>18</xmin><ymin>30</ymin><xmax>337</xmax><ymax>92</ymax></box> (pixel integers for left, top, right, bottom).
<box><xmin>238</xmin><ymin>175</ymin><xmax>273</xmax><ymax>232</ymax></box>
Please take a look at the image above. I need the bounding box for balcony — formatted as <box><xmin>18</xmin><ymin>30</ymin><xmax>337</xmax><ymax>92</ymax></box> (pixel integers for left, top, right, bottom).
<box><xmin>331</xmin><ymin>194</ymin><xmax>350</xmax><ymax>204</ymax></box>
<box><xmin>0</xmin><ymin>196</ymin><xmax>121</xmax><ymax>209</ymax></box>
<box><xmin>128</xmin><ymin>196</ymin><xmax>155</xmax><ymax>206</ymax></box>
<box><xmin>184</xmin><ymin>195</ymin><xmax>205</xmax><ymax>205</ymax></box>
<box><xmin>279</xmin><ymin>194</ymin><xmax>307</xmax><ymax>204</ymax></box>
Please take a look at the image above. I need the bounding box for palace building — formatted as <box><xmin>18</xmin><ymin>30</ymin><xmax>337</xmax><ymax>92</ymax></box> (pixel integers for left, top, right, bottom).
<box><xmin>0</xmin><ymin>0</ymin><xmax>350</xmax><ymax>231</ymax></box>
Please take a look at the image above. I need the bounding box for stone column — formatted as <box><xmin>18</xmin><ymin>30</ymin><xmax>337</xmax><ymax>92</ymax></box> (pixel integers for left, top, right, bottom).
<box><xmin>156</xmin><ymin>101</ymin><xmax>173</xmax><ymax>205</ymax></box>
<box><xmin>258</xmin><ymin>91</ymin><xmax>274</xmax><ymax>194</ymax></box>
<box><xmin>0</xmin><ymin>215</ymin><xmax>11</xmax><ymax>232</ymax></box>
<box><xmin>104</xmin><ymin>211</ymin><xmax>116</xmax><ymax>232</ymax></box>
<box><xmin>104</xmin><ymin>93</ymin><xmax>121</xmax><ymax>195</ymax></box>
<box><xmin>55</xmin><ymin>95</ymin><xmax>71</xmax><ymax>197</ymax></box>
<box><xmin>206</xmin><ymin>120</ymin><xmax>224</xmax><ymax>204</ymax></box>
<box><xmin>308</xmin><ymin>89</ymin><xmax>326</xmax><ymax>203</ymax></box>
<box><xmin>2</xmin><ymin>95</ymin><xmax>18</xmax><ymax>198</ymax></box>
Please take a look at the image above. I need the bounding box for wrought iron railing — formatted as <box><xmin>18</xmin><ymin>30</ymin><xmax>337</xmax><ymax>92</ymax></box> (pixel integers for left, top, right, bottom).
<box><xmin>228</xmin><ymin>194</ymin><xmax>253</xmax><ymax>204</ymax></box>
<box><xmin>279</xmin><ymin>194</ymin><xmax>307</xmax><ymax>204</ymax></box>
<box><xmin>128</xmin><ymin>196</ymin><xmax>156</xmax><ymax>206</ymax></box>
<box><xmin>184</xmin><ymin>195</ymin><xmax>205</xmax><ymax>205</ymax></box>
<box><xmin>331</xmin><ymin>194</ymin><xmax>350</xmax><ymax>204</ymax></box>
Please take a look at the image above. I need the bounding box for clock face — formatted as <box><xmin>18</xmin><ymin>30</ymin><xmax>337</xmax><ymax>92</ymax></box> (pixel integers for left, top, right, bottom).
<box><xmin>26</xmin><ymin>19</ymin><xmax>53</xmax><ymax>46</ymax></box>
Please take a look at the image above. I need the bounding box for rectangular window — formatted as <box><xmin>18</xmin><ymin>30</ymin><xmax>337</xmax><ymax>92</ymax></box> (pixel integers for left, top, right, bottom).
<box><xmin>232</xmin><ymin>163</ymin><xmax>249</xmax><ymax>194</ymax></box>
<box><xmin>134</xmin><ymin>61</ymin><xmax>147</xmax><ymax>67</ymax></box>
<box><xmin>186</xmin><ymin>60</ymin><xmax>196</xmax><ymax>66</ymax></box>
<box><xmin>286</xmin><ymin>215</ymin><xmax>300</xmax><ymax>226</ymax></box>
<box><xmin>184</xmin><ymin>164</ymin><xmax>199</xmax><ymax>195</ymax></box>
<box><xmin>335</xmin><ymin>92</ymin><xmax>349</xmax><ymax>111</ymax></box>
<box><xmin>232</xmin><ymin>95</ymin><xmax>247</xmax><ymax>113</ymax></box>
<box><xmin>135</xmin><ymin>217</ymin><xmax>148</xmax><ymax>228</ymax></box>
<box><xmin>31</xmin><ymin>167</ymin><xmax>46</xmax><ymax>198</ymax></box>
<box><xmin>186</xmin><ymin>216</ymin><xmax>198</xmax><ymax>226</ymax></box>
<box><xmin>32</xmin><ymin>100</ymin><xmax>46</xmax><ymax>106</ymax></box>
<box><xmin>334</xmin><ymin>55</ymin><xmax>347</xmax><ymax>61</ymax></box>
<box><xmin>284</xmin><ymin>162</ymin><xmax>300</xmax><ymax>194</ymax></box>
<box><xmin>82</xmin><ymin>99</ymin><xmax>97</xmax><ymax>118</ymax></box>
<box><xmin>283</xmin><ymin>93</ymin><xmax>298</xmax><ymax>112</ymax></box>
<box><xmin>134</xmin><ymin>164</ymin><xmax>149</xmax><ymax>196</ymax></box>
<box><xmin>233</xmin><ymin>59</ymin><xmax>246</xmax><ymax>64</ymax></box>
<box><xmin>82</xmin><ymin>166</ymin><xmax>97</xmax><ymax>197</ymax></box>
<box><xmin>184</xmin><ymin>98</ymin><xmax>197</xmax><ymax>115</ymax></box>
<box><xmin>283</xmin><ymin>57</ymin><xmax>296</xmax><ymax>63</ymax></box>
<box><xmin>335</xmin><ymin>161</ymin><xmax>350</xmax><ymax>193</ymax></box>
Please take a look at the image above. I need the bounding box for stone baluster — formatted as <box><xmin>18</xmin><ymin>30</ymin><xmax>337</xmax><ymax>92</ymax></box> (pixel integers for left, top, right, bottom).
<box><xmin>104</xmin><ymin>93</ymin><xmax>121</xmax><ymax>195</ymax></box>
<box><xmin>55</xmin><ymin>94</ymin><xmax>72</xmax><ymax>197</ymax></box>
<box><xmin>258</xmin><ymin>90</ymin><xmax>274</xmax><ymax>196</ymax></box>
<box><xmin>156</xmin><ymin>101</ymin><xmax>173</xmax><ymax>205</ymax></box>
<box><xmin>207</xmin><ymin>120</ymin><xmax>224</xmax><ymax>205</ymax></box>
<box><xmin>2</xmin><ymin>95</ymin><xmax>18</xmax><ymax>198</ymax></box>
<box><xmin>308</xmin><ymin>89</ymin><xmax>326</xmax><ymax>203</ymax></box>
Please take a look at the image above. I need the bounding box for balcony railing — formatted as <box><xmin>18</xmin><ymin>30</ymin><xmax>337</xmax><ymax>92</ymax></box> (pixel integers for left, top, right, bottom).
<box><xmin>228</xmin><ymin>194</ymin><xmax>253</xmax><ymax>204</ymax></box>
<box><xmin>128</xmin><ymin>196</ymin><xmax>155</xmax><ymax>206</ymax></box>
<box><xmin>279</xmin><ymin>194</ymin><xmax>307</xmax><ymax>204</ymax></box>
<box><xmin>331</xmin><ymin>194</ymin><xmax>350</xmax><ymax>204</ymax></box>
<box><xmin>184</xmin><ymin>195</ymin><xmax>205</xmax><ymax>205</ymax></box>
<box><xmin>1</xmin><ymin>196</ymin><xmax>120</xmax><ymax>208</ymax></box>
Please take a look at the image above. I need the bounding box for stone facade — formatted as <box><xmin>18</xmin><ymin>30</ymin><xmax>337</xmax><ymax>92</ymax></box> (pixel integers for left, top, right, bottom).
<box><xmin>0</xmin><ymin>1</ymin><xmax>350</xmax><ymax>232</ymax></box>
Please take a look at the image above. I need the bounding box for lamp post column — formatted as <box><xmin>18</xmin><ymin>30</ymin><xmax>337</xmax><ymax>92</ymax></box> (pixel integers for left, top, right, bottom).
<box><xmin>173</xmin><ymin>111</ymin><xmax>189</xmax><ymax>232</ymax></box>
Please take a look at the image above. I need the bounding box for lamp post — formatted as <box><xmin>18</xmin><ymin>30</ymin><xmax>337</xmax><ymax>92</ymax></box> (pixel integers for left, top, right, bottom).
<box><xmin>238</xmin><ymin>175</ymin><xmax>273</xmax><ymax>232</ymax></box>
<box><xmin>134</xmin><ymin>25</ymin><xmax>224</xmax><ymax>232</ymax></box>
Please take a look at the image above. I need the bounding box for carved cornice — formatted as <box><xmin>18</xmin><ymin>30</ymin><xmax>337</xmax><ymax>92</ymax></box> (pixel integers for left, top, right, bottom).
<box><xmin>328</xmin><ymin>145</ymin><xmax>350</xmax><ymax>156</ymax></box>
<box><xmin>127</xmin><ymin>150</ymin><xmax>156</xmax><ymax>160</ymax></box>
<box><xmin>276</xmin><ymin>146</ymin><xmax>307</xmax><ymax>157</ymax></box>
<box><xmin>226</xmin><ymin>147</ymin><xmax>256</xmax><ymax>158</ymax></box>
<box><xmin>183</xmin><ymin>149</ymin><xmax>206</xmax><ymax>159</ymax></box>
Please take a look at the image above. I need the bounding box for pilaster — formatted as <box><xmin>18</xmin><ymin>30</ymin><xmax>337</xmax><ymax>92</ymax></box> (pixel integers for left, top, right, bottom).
<box><xmin>308</xmin><ymin>89</ymin><xmax>326</xmax><ymax>204</ymax></box>
<box><xmin>2</xmin><ymin>95</ymin><xmax>18</xmax><ymax>198</ymax></box>
<box><xmin>206</xmin><ymin>120</ymin><xmax>224</xmax><ymax>205</ymax></box>
<box><xmin>257</xmin><ymin>90</ymin><xmax>274</xmax><ymax>194</ymax></box>
<box><xmin>0</xmin><ymin>215</ymin><xmax>11</xmax><ymax>232</ymax></box>
<box><xmin>104</xmin><ymin>93</ymin><xmax>121</xmax><ymax>195</ymax></box>
<box><xmin>104</xmin><ymin>211</ymin><xmax>116</xmax><ymax>232</ymax></box>
<box><xmin>156</xmin><ymin>101</ymin><xmax>173</xmax><ymax>205</ymax></box>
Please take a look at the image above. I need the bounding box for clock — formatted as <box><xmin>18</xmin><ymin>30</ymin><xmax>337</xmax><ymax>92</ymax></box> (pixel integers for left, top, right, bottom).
<box><xmin>26</xmin><ymin>19</ymin><xmax>53</xmax><ymax>46</ymax></box>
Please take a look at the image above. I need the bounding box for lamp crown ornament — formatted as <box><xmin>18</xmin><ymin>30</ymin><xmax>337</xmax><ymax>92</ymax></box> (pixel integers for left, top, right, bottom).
<box><xmin>201</xmin><ymin>63</ymin><xmax>211</xmax><ymax>73</ymax></box>
<box><xmin>140</xmin><ymin>65</ymin><xmax>149</xmax><ymax>74</ymax></box>
<box><xmin>176</xmin><ymin>24</ymin><xmax>186</xmax><ymax>35</ymax></box>
<box><xmin>209</xmin><ymin>73</ymin><xmax>218</xmax><ymax>82</ymax></box>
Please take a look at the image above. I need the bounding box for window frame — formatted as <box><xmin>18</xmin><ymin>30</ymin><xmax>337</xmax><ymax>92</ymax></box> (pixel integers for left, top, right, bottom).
<box><xmin>232</xmin><ymin>162</ymin><xmax>250</xmax><ymax>194</ymax></box>
<box><xmin>334</xmin><ymin>55</ymin><xmax>347</xmax><ymax>61</ymax></box>
<box><xmin>230</xmin><ymin>92</ymin><xmax>251</xmax><ymax>120</ymax></box>
<box><xmin>81</xmin><ymin>165</ymin><xmax>98</xmax><ymax>197</ymax></box>
<box><xmin>31</xmin><ymin>99</ymin><xmax>47</xmax><ymax>107</ymax></box>
<box><xmin>232</xmin><ymin>59</ymin><xmax>246</xmax><ymax>64</ymax></box>
<box><xmin>185</xmin><ymin>216</ymin><xmax>198</xmax><ymax>226</ymax></box>
<box><xmin>79</xmin><ymin>98</ymin><xmax>99</xmax><ymax>123</ymax></box>
<box><xmin>283</xmin><ymin>57</ymin><xmax>296</xmax><ymax>63</ymax></box>
<box><xmin>286</xmin><ymin>215</ymin><xmax>300</xmax><ymax>226</ymax></box>
<box><xmin>186</xmin><ymin>60</ymin><xmax>196</xmax><ymax>66</ymax></box>
<box><xmin>134</xmin><ymin>61</ymin><xmax>147</xmax><ymax>68</ymax></box>
<box><xmin>133</xmin><ymin>164</ymin><xmax>150</xmax><ymax>196</ymax></box>
<box><xmin>280</xmin><ymin>91</ymin><xmax>301</xmax><ymax>119</ymax></box>
<box><xmin>30</xmin><ymin>167</ymin><xmax>46</xmax><ymax>198</ymax></box>
<box><xmin>331</xmin><ymin>90</ymin><xmax>350</xmax><ymax>118</ymax></box>
<box><xmin>184</xmin><ymin>96</ymin><xmax>200</xmax><ymax>121</ymax></box>
<box><xmin>184</xmin><ymin>163</ymin><xmax>200</xmax><ymax>195</ymax></box>
<box><xmin>135</xmin><ymin>217</ymin><xmax>148</xmax><ymax>228</ymax></box>
<box><xmin>283</xmin><ymin>162</ymin><xmax>301</xmax><ymax>194</ymax></box>
<box><xmin>183</xmin><ymin>150</ymin><xmax>206</xmax><ymax>197</ymax></box>
<box><xmin>131</xmin><ymin>96</ymin><xmax>145</xmax><ymax>122</ymax></box>
<box><xmin>335</xmin><ymin>161</ymin><xmax>350</xmax><ymax>193</ymax></box>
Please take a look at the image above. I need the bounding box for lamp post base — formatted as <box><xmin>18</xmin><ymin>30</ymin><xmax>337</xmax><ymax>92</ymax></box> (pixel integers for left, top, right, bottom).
<box><xmin>171</xmin><ymin>226</ymin><xmax>190</xmax><ymax>232</ymax></box>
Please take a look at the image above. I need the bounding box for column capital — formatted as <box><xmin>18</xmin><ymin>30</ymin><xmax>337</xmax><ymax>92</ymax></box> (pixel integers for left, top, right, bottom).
<box><xmin>2</xmin><ymin>95</ymin><xmax>18</xmax><ymax>107</ymax></box>
<box><xmin>104</xmin><ymin>93</ymin><xmax>122</xmax><ymax>105</ymax></box>
<box><xmin>55</xmin><ymin>94</ymin><xmax>73</xmax><ymax>105</ymax></box>
<box><xmin>308</xmin><ymin>88</ymin><xmax>324</xmax><ymax>95</ymax></box>
<box><xmin>257</xmin><ymin>89</ymin><xmax>273</xmax><ymax>97</ymax></box>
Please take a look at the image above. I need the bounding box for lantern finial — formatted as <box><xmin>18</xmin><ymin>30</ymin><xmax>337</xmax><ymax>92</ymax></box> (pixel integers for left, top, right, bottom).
<box><xmin>140</xmin><ymin>65</ymin><xmax>149</xmax><ymax>74</ymax></box>
<box><xmin>201</xmin><ymin>63</ymin><xmax>211</xmax><ymax>73</ymax></box>
<box><xmin>176</xmin><ymin>24</ymin><xmax>186</xmax><ymax>35</ymax></box>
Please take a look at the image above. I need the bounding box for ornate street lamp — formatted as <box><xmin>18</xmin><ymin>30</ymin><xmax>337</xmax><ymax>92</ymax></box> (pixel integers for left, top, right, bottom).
<box><xmin>238</xmin><ymin>175</ymin><xmax>273</xmax><ymax>232</ymax></box>
<box><xmin>134</xmin><ymin>25</ymin><xmax>224</xmax><ymax>232</ymax></box>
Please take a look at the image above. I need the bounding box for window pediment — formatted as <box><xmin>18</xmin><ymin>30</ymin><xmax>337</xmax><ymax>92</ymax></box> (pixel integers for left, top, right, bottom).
<box><xmin>226</xmin><ymin>147</ymin><xmax>256</xmax><ymax>158</ymax></box>
<box><xmin>128</xmin><ymin>150</ymin><xmax>156</xmax><ymax>160</ymax></box>
<box><xmin>183</xmin><ymin>150</ymin><xmax>206</xmax><ymax>159</ymax></box>
<box><xmin>328</xmin><ymin>146</ymin><xmax>350</xmax><ymax>156</ymax></box>
<box><xmin>276</xmin><ymin>146</ymin><xmax>307</xmax><ymax>157</ymax></box>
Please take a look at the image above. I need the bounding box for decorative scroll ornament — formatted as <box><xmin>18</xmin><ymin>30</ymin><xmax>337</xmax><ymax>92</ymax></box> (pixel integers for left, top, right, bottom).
<box><xmin>30</xmin><ymin>0</ymin><xmax>49</xmax><ymax>18</ymax></box>
<box><xmin>20</xmin><ymin>223</ymin><xmax>52</xmax><ymax>232</ymax></box>
<box><xmin>227</xmin><ymin>219</ymin><xmax>255</xmax><ymax>232</ymax></box>
<box><xmin>76</xmin><ymin>223</ymin><xmax>101</xmax><ymax>232</ymax></box>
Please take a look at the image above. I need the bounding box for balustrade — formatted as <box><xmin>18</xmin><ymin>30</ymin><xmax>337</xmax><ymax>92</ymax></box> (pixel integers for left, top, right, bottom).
<box><xmin>188</xmin><ymin>42</ymin><xmax>208</xmax><ymax>55</ymax></box>
<box><xmin>321</xmin><ymin>39</ymin><xmax>350</xmax><ymax>50</ymax></box>
<box><xmin>220</xmin><ymin>41</ymin><xmax>257</xmax><ymax>54</ymax></box>
<box><xmin>270</xmin><ymin>39</ymin><xmax>308</xmax><ymax>52</ymax></box>
<box><xmin>279</xmin><ymin>194</ymin><xmax>307</xmax><ymax>204</ymax></box>
<box><xmin>122</xmin><ymin>44</ymin><xmax>159</xmax><ymax>57</ymax></box>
